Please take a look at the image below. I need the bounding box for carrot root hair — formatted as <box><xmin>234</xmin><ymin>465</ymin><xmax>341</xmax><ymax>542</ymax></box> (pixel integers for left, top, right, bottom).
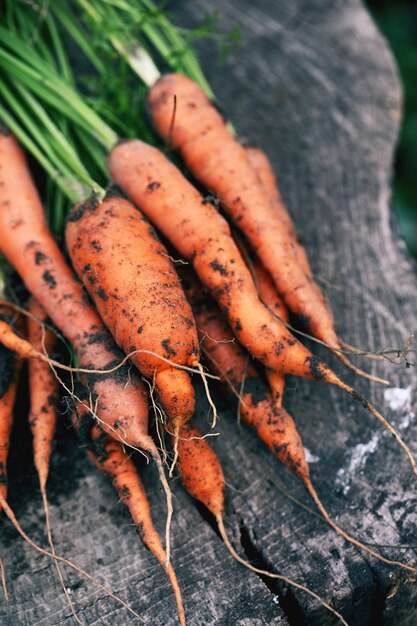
<box><xmin>169</xmin><ymin>422</ymin><xmax>180</xmax><ymax>479</ymax></box>
<box><xmin>305</xmin><ymin>479</ymin><xmax>417</xmax><ymax>574</ymax></box>
<box><xmin>192</xmin><ymin>360</ymin><xmax>218</xmax><ymax>427</ymax></box>
<box><xmin>151</xmin><ymin>450</ymin><xmax>173</xmax><ymax>567</ymax></box>
<box><xmin>334</xmin><ymin>351</ymin><xmax>389</xmax><ymax>386</ymax></box>
<box><xmin>216</xmin><ymin>515</ymin><xmax>349</xmax><ymax>626</ymax></box>
<box><xmin>0</xmin><ymin>493</ymin><xmax>144</xmax><ymax>622</ymax></box>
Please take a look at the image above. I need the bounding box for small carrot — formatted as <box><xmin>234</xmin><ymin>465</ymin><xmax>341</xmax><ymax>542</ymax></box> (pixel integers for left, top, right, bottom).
<box><xmin>184</xmin><ymin>276</ymin><xmax>417</xmax><ymax>574</ymax></box>
<box><xmin>74</xmin><ymin>413</ymin><xmax>186</xmax><ymax>626</ymax></box>
<box><xmin>147</xmin><ymin>74</ymin><xmax>384</xmax><ymax>382</ymax></box>
<box><xmin>175</xmin><ymin>423</ymin><xmax>349</xmax><ymax>626</ymax></box>
<box><xmin>0</xmin><ymin>305</ymin><xmax>22</xmax><ymax>508</ymax></box>
<box><xmin>245</xmin><ymin>145</ymin><xmax>312</xmax><ymax>276</ymax></box>
<box><xmin>245</xmin><ymin>145</ymin><xmax>384</xmax><ymax>383</ymax></box>
<box><xmin>0</xmin><ymin>303</ymin><xmax>22</xmax><ymax>601</ymax></box>
<box><xmin>27</xmin><ymin>297</ymin><xmax>83</xmax><ymax>625</ymax></box>
<box><xmin>27</xmin><ymin>297</ymin><xmax>59</xmax><ymax>492</ymax></box>
<box><xmin>108</xmin><ymin>139</ymin><xmax>415</xmax><ymax>472</ymax></box>
<box><xmin>250</xmin><ymin>257</ymin><xmax>288</xmax><ymax>408</ymax></box>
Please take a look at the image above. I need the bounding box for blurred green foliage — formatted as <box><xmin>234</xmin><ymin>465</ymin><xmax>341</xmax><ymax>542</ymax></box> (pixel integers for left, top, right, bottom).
<box><xmin>368</xmin><ymin>0</ymin><xmax>417</xmax><ymax>256</ymax></box>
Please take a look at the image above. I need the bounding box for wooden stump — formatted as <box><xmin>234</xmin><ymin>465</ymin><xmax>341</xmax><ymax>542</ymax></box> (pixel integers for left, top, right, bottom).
<box><xmin>2</xmin><ymin>1</ymin><xmax>417</xmax><ymax>624</ymax></box>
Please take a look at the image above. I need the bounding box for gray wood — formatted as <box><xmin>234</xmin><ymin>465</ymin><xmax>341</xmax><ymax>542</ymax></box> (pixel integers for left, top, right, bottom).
<box><xmin>2</xmin><ymin>0</ymin><xmax>417</xmax><ymax>625</ymax></box>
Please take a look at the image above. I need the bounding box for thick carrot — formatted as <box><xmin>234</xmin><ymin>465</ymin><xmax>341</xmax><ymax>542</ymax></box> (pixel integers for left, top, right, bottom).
<box><xmin>65</xmin><ymin>194</ymin><xmax>199</xmax><ymax>440</ymax></box>
<box><xmin>0</xmin><ymin>305</ymin><xmax>22</xmax><ymax>507</ymax></box>
<box><xmin>107</xmin><ymin>139</ymin><xmax>415</xmax><ymax>473</ymax></box>
<box><xmin>108</xmin><ymin>140</ymin><xmax>332</xmax><ymax>382</ymax></box>
<box><xmin>0</xmin><ymin>131</ymin><xmax>149</xmax><ymax>451</ymax></box>
<box><xmin>146</xmin><ymin>74</ymin><xmax>374</xmax><ymax>373</ymax></box>
<box><xmin>74</xmin><ymin>414</ymin><xmax>185</xmax><ymax>626</ymax></box>
<box><xmin>175</xmin><ymin>423</ymin><xmax>348</xmax><ymax>626</ymax></box>
<box><xmin>183</xmin><ymin>282</ymin><xmax>417</xmax><ymax>574</ymax></box>
<box><xmin>0</xmin><ymin>132</ymin><xmax>173</xmax><ymax>558</ymax></box>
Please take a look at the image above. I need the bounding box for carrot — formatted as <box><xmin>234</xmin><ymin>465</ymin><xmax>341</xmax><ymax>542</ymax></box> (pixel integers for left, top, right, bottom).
<box><xmin>73</xmin><ymin>413</ymin><xmax>185</xmax><ymax>626</ymax></box>
<box><xmin>27</xmin><ymin>297</ymin><xmax>59</xmax><ymax>491</ymax></box>
<box><xmin>27</xmin><ymin>297</ymin><xmax>84</xmax><ymax>625</ymax></box>
<box><xmin>65</xmin><ymin>194</ymin><xmax>200</xmax><ymax>466</ymax></box>
<box><xmin>0</xmin><ymin>131</ymin><xmax>172</xmax><ymax>559</ymax></box>
<box><xmin>245</xmin><ymin>146</ymin><xmax>312</xmax><ymax>276</ymax></box>
<box><xmin>147</xmin><ymin>74</ymin><xmax>383</xmax><ymax>381</ymax></box>
<box><xmin>0</xmin><ymin>131</ymin><xmax>150</xmax><ymax>449</ymax></box>
<box><xmin>108</xmin><ymin>139</ymin><xmax>415</xmax><ymax>472</ymax></box>
<box><xmin>250</xmin><ymin>257</ymin><xmax>288</xmax><ymax>408</ymax></box>
<box><xmin>0</xmin><ymin>305</ymin><xmax>22</xmax><ymax>508</ymax></box>
<box><xmin>183</xmin><ymin>278</ymin><xmax>417</xmax><ymax>574</ymax></box>
<box><xmin>175</xmin><ymin>423</ymin><xmax>348</xmax><ymax>626</ymax></box>
<box><xmin>0</xmin><ymin>303</ymin><xmax>22</xmax><ymax>601</ymax></box>
<box><xmin>245</xmin><ymin>145</ymin><xmax>384</xmax><ymax>383</ymax></box>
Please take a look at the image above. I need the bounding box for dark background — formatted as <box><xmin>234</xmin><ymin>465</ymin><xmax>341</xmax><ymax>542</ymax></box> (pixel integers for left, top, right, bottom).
<box><xmin>368</xmin><ymin>0</ymin><xmax>417</xmax><ymax>257</ymax></box>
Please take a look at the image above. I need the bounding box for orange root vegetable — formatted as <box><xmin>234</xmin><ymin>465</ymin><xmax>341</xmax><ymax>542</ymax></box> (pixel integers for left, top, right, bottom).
<box><xmin>251</xmin><ymin>258</ymin><xmax>288</xmax><ymax>408</ymax></box>
<box><xmin>0</xmin><ymin>131</ymin><xmax>151</xmax><ymax>450</ymax></box>
<box><xmin>108</xmin><ymin>140</ymin><xmax>332</xmax><ymax>382</ymax></box>
<box><xmin>27</xmin><ymin>298</ymin><xmax>59</xmax><ymax>491</ymax></box>
<box><xmin>0</xmin><ymin>305</ymin><xmax>22</xmax><ymax>507</ymax></box>
<box><xmin>65</xmin><ymin>194</ymin><xmax>199</xmax><ymax>437</ymax></box>
<box><xmin>175</xmin><ymin>423</ymin><xmax>348</xmax><ymax>626</ymax></box>
<box><xmin>0</xmin><ymin>132</ymin><xmax>173</xmax><ymax>558</ymax></box>
<box><xmin>246</xmin><ymin>146</ymin><xmax>386</xmax><ymax>385</ymax></box>
<box><xmin>147</xmin><ymin>74</ymin><xmax>386</xmax><ymax>384</ymax></box>
<box><xmin>245</xmin><ymin>146</ymin><xmax>312</xmax><ymax>276</ymax></box>
<box><xmin>184</xmin><ymin>280</ymin><xmax>417</xmax><ymax>574</ymax></box>
<box><xmin>27</xmin><ymin>298</ymin><xmax>83</xmax><ymax>625</ymax></box>
<box><xmin>108</xmin><ymin>139</ymin><xmax>413</xmax><ymax>471</ymax></box>
<box><xmin>74</xmin><ymin>415</ymin><xmax>185</xmax><ymax>626</ymax></box>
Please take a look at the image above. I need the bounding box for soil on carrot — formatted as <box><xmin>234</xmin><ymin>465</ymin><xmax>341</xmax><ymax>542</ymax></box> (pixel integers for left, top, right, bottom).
<box><xmin>0</xmin><ymin>344</ymin><xmax>15</xmax><ymax>397</ymax></box>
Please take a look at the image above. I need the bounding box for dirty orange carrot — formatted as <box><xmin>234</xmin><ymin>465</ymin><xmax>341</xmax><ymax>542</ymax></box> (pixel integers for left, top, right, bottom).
<box><xmin>74</xmin><ymin>414</ymin><xmax>185</xmax><ymax>626</ymax></box>
<box><xmin>245</xmin><ymin>145</ymin><xmax>384</xmax><ymax>383</ymax></box>
<box><xmin>108</xmin><ymin>139</ymin><xmax>413</xmax><ymax>472</ymax></box>
<box><xmin>182</xmin><ymin>271</ymin><xmax>309</xmax><ymax>479</ymax></box>
<box><xmin>251</xmin><ymin>257</ymin><xmax>288</xmax><ymax>408</ymax></box>
<box><xmin>175</xmin><ymin>423</ymin><xmax>348</xmax><ymax>625</ymax></box>
<box><xmin>27</xmin><ymin>297</ymin><xmax>59</xmax><ymax>492</ymax></box>
<box><xmin>181</xmin><ymin>282</ymin><xmax>417</xmax><ymax>574</ymax></box>
<box><xmin>0</xmin><ymin>132</ymin><xmax>173</xmax><ymax>559</ymax></box>
<box><xmin>0</xmin><ymin>305</ymin><xmax>22</xmax><ymax>507</ymax></box>
<box><xmin>147</xmin><ymin>74</ymin><xmax>384</xmax><ymax>383</ymax></box>
<box><xmin>27</xmin><ymin>297</ymin><xmax>84</xmax><ymax>625</ymax></box>
<box><xmin>0</xmin><ymin>131</ymin><xmax>149</xmax><ymax>449</ymax></box>
<box><xmin>245</xmin><ymin>145</ymin><xmax>312</xmax><ymax>276</ymax></box>
<box><xmin>65</xmin><ymin>194</ymin><xmax>200</xmax><ymax>453</ymax></box>
<box><xmin>0</xmin><ymin>304</ymin><xmax>22</xmax><ymax>602</ymax></box>
<box><xmin>108</xmin><ymin>140</ymin><xmax>330</xmax><ymax>381</ymax></box>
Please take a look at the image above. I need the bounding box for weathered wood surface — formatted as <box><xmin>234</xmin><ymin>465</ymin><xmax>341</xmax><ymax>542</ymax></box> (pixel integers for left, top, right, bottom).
<box><xmin>2</xmin><ymin>0</ymin><xmax>417</xmax><ymax>624</ymax></box>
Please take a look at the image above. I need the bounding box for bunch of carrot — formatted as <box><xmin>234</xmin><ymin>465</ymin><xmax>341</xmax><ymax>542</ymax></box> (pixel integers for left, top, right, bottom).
<box><xmin>0</xmin><ymin>4</ymin><xmax>415</xmax><ymax>625</ymax></box>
